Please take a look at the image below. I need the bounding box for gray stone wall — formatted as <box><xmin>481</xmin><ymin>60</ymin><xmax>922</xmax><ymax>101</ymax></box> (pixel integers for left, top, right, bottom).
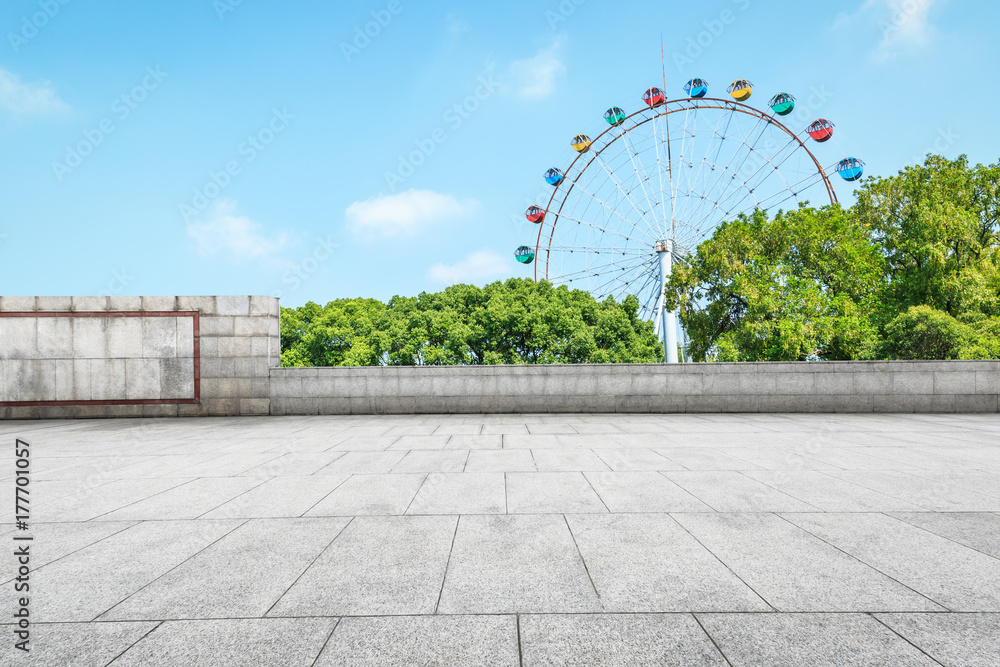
<box><xmin>0</xmin><ymin>296</ymin><xmax>279</xmax><ymax>419</ymax></box>
<box><xmin>269</xmin><ymin>361</ymin><xmax>1000</xmax><ymax>415</ymax></box>
<box><xmin>3</xmin><ymin>294</ymin><xmax>997</xmax><ymax>417</ymax></box>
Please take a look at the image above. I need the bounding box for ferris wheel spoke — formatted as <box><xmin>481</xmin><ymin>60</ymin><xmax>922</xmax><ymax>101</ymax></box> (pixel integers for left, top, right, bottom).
<box><xmin>620</xmin><ymin>129</ymin><xmax>664</xmax><ymax>233</ymax></box>
<box><xmin>548</xmin><ymin>244</ymin><xmax>653</xmax><ymax>255</ymax></box>
<box><xmin>592</xmin><ymin>152</ymin><xmax>658</xmax><ymax>235</ymax></box>
<box><xmin>555</xmin><ymin>255</ymin><xmax>653</xmax><ymax>288</ymax></box>
<box><xmin>706</xmin><ymin>131</ymin><xmax>813</xmax><ymax>227</ymax></box>
<box><xmin>681</xmin><ymin>114</ymin><xmax>768</xmax><ymax>229</ymax></box>
<box><xmin>676</xmin><ymin>108</ymin><xmax>732</xmax><ymax>226</ymax></box>
<box><xmin>548</xmin><ymin>212</ymin><xmax>651</xmax><ymax>248</ymax></box>
<box><xmin>561</xmin><ymin>182</ymin><xmax>661</xmax><ymax>246</ymax></box>
<box><xmin>584</xmin><ymin>256</ymin><xmax>657</xmax><ymax>300</ymax></box>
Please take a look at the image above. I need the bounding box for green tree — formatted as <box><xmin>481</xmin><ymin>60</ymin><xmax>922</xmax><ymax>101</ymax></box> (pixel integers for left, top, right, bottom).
<box><xmin>664</xmin><ymin>205</ymin><xmax>884</xmax><ymax>361</ymax></box>
<box><xmin>279</xmin><ymin>278</ymin><xmax>663</xmax><ymax>366</ymax></box>
<box><xmin>879</xmin><ymin>305</ymin><xmax>1000</xmax><ymax>360</ymax></box>
<box><xmin>854</xmin><ymin>155</ymin><xmax>1000</xmax><ymax>319</ymax></box>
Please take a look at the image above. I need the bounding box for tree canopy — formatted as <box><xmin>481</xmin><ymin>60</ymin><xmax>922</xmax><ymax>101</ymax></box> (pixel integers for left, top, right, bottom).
<box><xmin>665</xmin><ymin>155</ymin><xmax>1000</xmax><ymax>361</ymax></box>
<box><xmin>280</xmin><ymin>278</ymin><xmax>663</xmax><ymax>367</ymax></box>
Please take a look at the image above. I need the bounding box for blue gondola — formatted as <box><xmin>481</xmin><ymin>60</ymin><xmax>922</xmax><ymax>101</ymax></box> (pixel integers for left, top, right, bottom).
<box><xmin>684</xmin><ymin>78</ymin><xmax>709</xmax><ymax>98</ymax></box>
<box><xmin>544</xmin><ymin>168</ymin><xmax>564</xmax><ymax>186</ymax></box>
<box><xmin>837</xmin><ymin>158</ymin><xmax>865</xmax><ymax>182</ymax></box>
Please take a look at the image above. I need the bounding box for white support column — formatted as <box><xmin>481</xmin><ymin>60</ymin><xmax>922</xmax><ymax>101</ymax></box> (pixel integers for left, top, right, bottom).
<box><xmin>656</xmin><ymin>240</ymin><xmax>679</xmax><ymax>364</ymax></box>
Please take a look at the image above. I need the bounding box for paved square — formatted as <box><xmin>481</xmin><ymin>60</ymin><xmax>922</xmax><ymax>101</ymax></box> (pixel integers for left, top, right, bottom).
<box><xmin>2</xmin><ymin>412</ymin><xmax>998</xmax><ymax>665</ymax></box>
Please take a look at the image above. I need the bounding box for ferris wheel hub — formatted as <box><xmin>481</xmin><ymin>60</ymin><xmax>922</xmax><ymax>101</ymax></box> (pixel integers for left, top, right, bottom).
<box><xmin>655</xmin><ymin>239</ymin><xmax>673</xmax><ymax>254</ymax></box>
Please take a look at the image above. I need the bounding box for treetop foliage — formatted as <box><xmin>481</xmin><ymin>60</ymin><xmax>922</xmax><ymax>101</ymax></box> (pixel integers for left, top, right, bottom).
<box><xmin>280</xmin><ymin>278</ymin><xmax>663</xmax><ymax>367</ymax></box>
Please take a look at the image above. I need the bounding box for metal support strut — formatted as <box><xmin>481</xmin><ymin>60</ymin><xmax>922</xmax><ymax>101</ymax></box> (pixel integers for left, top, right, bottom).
<box><xmin>656</xmin><ymin>240</ymin><xmax>679</xmax><ymax>364</ymax></box>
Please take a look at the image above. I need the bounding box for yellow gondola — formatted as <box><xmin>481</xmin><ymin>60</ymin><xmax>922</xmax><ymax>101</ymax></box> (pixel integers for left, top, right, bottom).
<box><xmin>728</xmin><ymin>79</ymin><xmax>753</xmax><ymax>102</ymax></box>
<box><xmin>571</xmin><ymin>134</ymin><xmax>592</xmax><ymax>153</ymax></box>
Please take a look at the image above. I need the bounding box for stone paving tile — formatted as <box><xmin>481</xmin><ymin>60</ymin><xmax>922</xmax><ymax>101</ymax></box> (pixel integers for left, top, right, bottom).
<box><xmin>530</xmin><ymin>448</ymin><xmax>611</xmax><ymax>472</ymax></box>
<box><xmin>102</xmin><ymin>518</ymin><xmax>350</xmax><ymax>620</ymax></box>
<box><xmin>98</xmin><ymin>477</ymin><xmax>266</xmax><ymax>521</ymax></box>
<box><xmin>506</xmin><ymin>472</ymin><xmax>608</xmax><ymax>514</ymax></box>
<box><xmin>445</xmin><ymin>434</ymin><xmax>503</xmax><ymax>449</ymax></box>
<box><xmin>742</xmin><ymin>471</ymin><xmax>925</xmax><ymax>512</ymax></box>
<box><xmin>794</xmin><ymin>445</ymin><xmax>911</xmax><ymax>470</ymax></box>
<box><xmin>315</xmin><ymin>450</ymin><xmax>406</xmax><ymax>473</ymax></box>
<box><xmin>526</xmin><ymin>423</ymin><xmax>578</xmax><ymax>435</ymax></box>
<box><xmin>903</xmin><ymin>469</ymin><xmax>1000</xmax><ymax>499</ymax></box>
<box><xmin>304</xmin><ymin>473</ymin><xmax>425</xmax><ymax>516</ymax></box>
<box><xmin>33</xmin><ymin>477</ymin><xmax>196</xmax><ymax>522</ymax></box>
<box><xmin>662</xmin><ymin>471</ymin><xmax>819</xmax><ymax>512</ymax></box>
<box><xmin>391</xmin><ymin>450</ymin><xmax>469</xmax><ymax>473</ymax></box>
<box><xmin>786</xmin><ymin>512</ymin><xmax>1000</xmax><ymax>611</ymax></box>
<box><xmin>270</xmin><ymin>516</ymin><xmax>457</xmax><ymax>616</ymax></box>
<box><xmin>32</xmin><ymin>520</ymin><xmax>242</xmax><ymax>622</ymax></box>
<box><xmin>239</xmin><ymin>452</ymin><xmax>346</xmax><ymax>476</ymax></box>
<box><xmin>718</xmin><ymin>447</ymin><xmax>844</xmax><ymax>471</ymax></box>
<box><xmin>326</xmin><ymin>436</ymin><xmax>399</xmax><ymax>451</ymax></box>
<box><xmin>654</xmin><ymin>447</ymin><xmax>764</xmax><ymax>470</ymax></box>
<box><xmin>520</xmin><ymin>614</ymin><xmax>729</xmax><ymax>666</ymax></box>
<box><xmin>585</xmin><ymin>471</ymin><xmax>711</xmax><ymax>512</ymax></box>
<box><xmin>0</xmin><ymin>521</ymin><xmax>134</xmax><ymax>584</ymax></box>
<box><xmin>875</xmin><ymin>613</ymin><xmax>1000</xmax><ymax>667</ymax></box>
<box><xmin>481</xmin><ymin>424</ymin><xmax>529</xmax><ymax>435</ymax></box>
<box><xmin>201</xmin><ymin>475</ymin><xmax>350</xmax><ymax>519</ymax></box>
<box><xmin>697</xmin><ymin>613</ymin><xmax>940</xmax><ymax>667</ymax></box>
<box><xmin>437</xmin><ymin>514</ymin><xmax>602</xmax><ymax>614</ymax></box>
<box><xmin>465</xmin><ymin>449</ymin><xmax>537</xmax><ymax>472</ymax></box>
<box><xmin>567</xmin><ymin>514</ymin><xmax>770</xmax><ymax>612</ymax></box>
<box><xmin>165</xmin><ymin>452</ymin><xmax>285</xmax><ymax>477</ymax></box>
<box><xmin>593</xmin><ymin>448</ymin><xmax>682</xmax><ymax>471</ymax></box>
<box><xmin>432</xmin><ymin>424</ymin><xmax>484</xmax><ymax>435</ymax></box>
<box><xmin>0</xmin><ymin>621</ymin><xmax>158</xmax><ymax>667</ymax></box>
<box><xmin>406</xmin><ymin>473</ymin><xmax>507</xmax><ymax>515</ymax></box>
<box><xmin>673</xmin><ymin>513</ymin><xmax>944</xmax><ymax>612</ymax></box>
<box><xmin>315</xmin><ymin>615</ymin><xmax>519</xmax><ymax>667</ymax></box>
<box><xmin>889</xmin><ymin>511</ymin><xmax>1000</xmax><ymax>558</ymax></box>
<box><xmin>389</xmin><ymin>435</ymin><xmax>452</xmax><ymax>450</ymax></box>
<box><xmin>113</xmin><ymin>618</ymin><xmax>337</xmax><ymax>667</ymax></box>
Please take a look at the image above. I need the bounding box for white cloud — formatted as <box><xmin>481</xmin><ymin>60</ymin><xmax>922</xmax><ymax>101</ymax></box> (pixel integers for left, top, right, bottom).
<box><xmin>428</xmin><ymin>249</ymin><xmax>510</xmax><ymax>285</ymax></box>
<box><xmin>836</xmin><ymin>0</ymin><xmax>941</xmax><ymax>61</ymax></box>
<box><xmin>187</xmin><ymin>199</ymin><xmax>290</xmax><ymax>260</ymax></box>
<box><xmin>507</xmin><ymin>38</ymin><xmax>566</xmax><ymax>100</ymax></box>
<box><xmin>346</xmin><ymin>189</ymin><xmax>478</xmax><ymax>238</ymax></box>
<box><xmin>0</xmin><ymin>68</ymin><xmax>69</xmax><ymax>115</ymax></box>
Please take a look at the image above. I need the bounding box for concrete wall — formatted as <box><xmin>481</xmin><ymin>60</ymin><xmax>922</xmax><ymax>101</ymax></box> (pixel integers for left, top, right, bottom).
<box><xmin>269</xmin><ymin>361</ymin><xmax>1000</xmax><ymax>415</ymax></box>
<box><xmin>0</xmin><ymin>296</ymin><xmax>279</xmax><ymax>419</ymax></box>
<box><xmin>3</xmin><ymin>294</ymin><xmax>997</xmax><ymax>417</ymax></box>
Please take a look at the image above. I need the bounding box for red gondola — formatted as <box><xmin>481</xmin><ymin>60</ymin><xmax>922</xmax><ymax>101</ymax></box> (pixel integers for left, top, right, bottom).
<box><xmin>525</xmin><ymin>205</ymin><xmax>546</xmax><ymax>224</ymax></box>
<box><xmin>807</xmin><ymin>119</ymin><xmax>835</xmax><ymax>143</ymax></box>
<box><xmin>643</xmin><ymin>87</ymin><xmax>666</xmax><ymax>108</ymax></box>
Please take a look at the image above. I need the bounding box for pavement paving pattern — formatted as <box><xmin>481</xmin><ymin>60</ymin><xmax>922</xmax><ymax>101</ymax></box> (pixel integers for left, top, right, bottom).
<box><xmin>2</xmin><ymin>413</ymin><xmax>999</xmax><ymax>666</ymax></box>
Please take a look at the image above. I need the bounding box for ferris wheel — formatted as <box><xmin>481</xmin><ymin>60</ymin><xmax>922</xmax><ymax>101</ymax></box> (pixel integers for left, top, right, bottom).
<box><xmin>514</xmin><ymin>77</ymin><xmax>864</xmax><ymax>362</ymax></box>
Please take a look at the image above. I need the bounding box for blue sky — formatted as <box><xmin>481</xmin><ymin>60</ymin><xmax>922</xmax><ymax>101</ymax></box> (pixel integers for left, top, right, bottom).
<box><xmin>1</xmin><ymin>0</ymin><xmax>995</xmax><ymax>306</ymax></box>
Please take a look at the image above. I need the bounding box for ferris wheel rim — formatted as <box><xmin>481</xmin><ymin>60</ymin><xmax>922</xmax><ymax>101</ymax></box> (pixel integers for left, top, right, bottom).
<box><xmin>533</xmin><ymin>96</ymin><xmax>839</xmax><ymax>284</ymax></box>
